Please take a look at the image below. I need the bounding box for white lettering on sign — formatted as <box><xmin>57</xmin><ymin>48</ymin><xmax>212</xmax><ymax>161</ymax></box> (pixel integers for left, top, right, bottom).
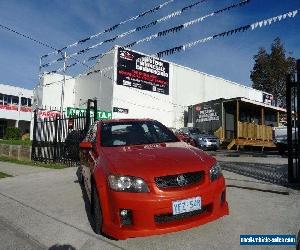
<box><xmin>136</xmin><ymin>57</ymin><xmax>168</xmax><ymax>78</ymax></box>
<box><xmin>196</xmin><ymin>107</ymin><xmax>219</xmax><ymax>123</ymax></box>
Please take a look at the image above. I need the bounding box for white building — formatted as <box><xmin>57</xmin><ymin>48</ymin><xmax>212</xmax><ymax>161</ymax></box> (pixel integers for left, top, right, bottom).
<box><xmin>0</xmin><ymin>83</ymin><xmax>33</xmax><ymax>138</ymax></box>
<box><xmin>35</xmin><ymin>45</ymin><xmax>270</xmax><ymax>128</ymax></box>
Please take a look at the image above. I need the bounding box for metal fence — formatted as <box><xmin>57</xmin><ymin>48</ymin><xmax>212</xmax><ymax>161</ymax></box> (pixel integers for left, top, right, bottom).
<box><xmin>221</xmin><ymin>162</ymin><xmax>289</xmax><ymax>187</ymax></box>
<box><xmin>286</xmin><ymin>60</ymin><xmax>300</xmax><ymax>185</ymax></box>
<box><xmin>31</xmin><ymin>99</ymin><xmax>97</xmax><ymax>165</ymax></box>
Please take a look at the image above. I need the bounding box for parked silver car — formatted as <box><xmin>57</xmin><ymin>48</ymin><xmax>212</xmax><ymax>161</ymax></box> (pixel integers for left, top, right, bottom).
<box><xmin>178</xmin><ymin>127</ymin><xmax>220</xmax><ymax>150</ymax></box>
<box><xmin>197</xmin><ymin>134</ymin><xmax>220</xmax><ymax>150</ymax></box>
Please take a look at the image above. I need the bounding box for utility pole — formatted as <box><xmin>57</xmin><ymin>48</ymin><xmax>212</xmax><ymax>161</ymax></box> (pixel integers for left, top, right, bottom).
<box><xmin>15</xmin><ymin>91</ymin><xmax>23</xmax><ymax>128</ymax></box>
<box><xmin>60</xmin><ymin>52</ymin><xmax>67</xmax><ymax>115</ymax></box>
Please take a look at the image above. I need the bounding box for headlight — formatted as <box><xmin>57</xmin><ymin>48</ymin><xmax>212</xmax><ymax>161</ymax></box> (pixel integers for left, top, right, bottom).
<box><xmin>107</xmin><ymin>174</ymin><xmax>149</xmax><ymax>192</ymax></box>
<box><xmin>210</xmin><ymin>162</ymin><xmax>222</xmax><ymax>181</ymax></box>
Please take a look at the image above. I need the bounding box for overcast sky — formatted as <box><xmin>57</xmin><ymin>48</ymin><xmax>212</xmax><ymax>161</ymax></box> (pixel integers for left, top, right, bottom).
<box><xmin>0</xmin><ymin>0</ymin><xmax>299</xmax><ymax>90</ymax></box>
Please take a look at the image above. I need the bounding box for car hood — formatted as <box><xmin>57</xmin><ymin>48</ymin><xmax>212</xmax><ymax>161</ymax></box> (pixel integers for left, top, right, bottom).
<box><xmin>101</xmin><ymin>142</ymin><xmax>215</xmax><ymax>181</ymax></box>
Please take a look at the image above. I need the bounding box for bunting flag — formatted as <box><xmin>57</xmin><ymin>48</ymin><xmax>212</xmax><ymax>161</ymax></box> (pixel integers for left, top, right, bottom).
<box><xmin>156</xmin><ymin>9</ymin><xmax>299</xmax><ymax>58</ymax></box>
<box><xmin>40</xmin><ymin>0</ymin><xmax>209</xmax><ymax>68</ymax></box>
<box><xmin>125</xmin><ymin>0</ymin><xmax>250</xmax><ymax>48</ymax></box>
<box><xmin>41</xmin><ymin>8</ymin><xmax>299</xmax><ymax>75</ymax></box>
<box><xmin>41</xmin><ymin>0</ymin><xmax>175</xmax><ymax>59</ymax></box>
<box><xmin>43</xmin><ymin>50</ymin><xmax>115</xmax><ymax>75</ymax></box>
<box><xmin>250</xmin><ymin>9</ymin><xmax>298</xmax><ymax>29</ymax></box>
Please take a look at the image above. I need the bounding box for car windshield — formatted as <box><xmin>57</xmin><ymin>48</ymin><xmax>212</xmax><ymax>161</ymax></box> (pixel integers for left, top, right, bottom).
<box><xmin>101</xmin><ymin>120</ymin><xmax>180</xmax><ymax>147</ymax></box>
<box><xmin>189</xmin><ymin>128</ymin><xmax>201</xmax><ymax>134</ymax></box>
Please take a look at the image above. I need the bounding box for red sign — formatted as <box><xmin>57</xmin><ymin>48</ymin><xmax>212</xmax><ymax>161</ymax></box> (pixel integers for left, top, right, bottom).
<box><xmin>195</xmin><ymin>105</ymin><xmax>201</xmax><ymax>112</ymax></box>
<box><xmin>0</xmin><ymin>105</ymin><xmax>32</xmax><ymax>112</ymax></box>
<box><xmin>38</xmin><ymin>110</ymin><xmax>61</xmax><ymax>120</ymax></box>
<box><xmin>20</xmin><ymin>107</ymin><xmax>32</xmax><ymax>112</ymax></box>
<box><xmin>0</xmin><ymin>104</ymin><xmax>18</xmax><ymax>111</ymax></box>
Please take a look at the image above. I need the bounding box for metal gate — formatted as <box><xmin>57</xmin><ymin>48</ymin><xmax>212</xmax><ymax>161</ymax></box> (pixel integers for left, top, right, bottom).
<box><xmin>286</xmin><ymin>59</ymin><xmax>300</xmax><ymax>185</ymax></box>
<box><xmin>31</xmin><ymin>99</ymin><xmax>97</xmax><ymax>165</ymax></box>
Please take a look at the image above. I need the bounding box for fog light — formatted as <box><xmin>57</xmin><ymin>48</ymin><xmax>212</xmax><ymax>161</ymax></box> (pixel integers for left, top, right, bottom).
<box><xmin>119</xmin><ymin>209</ymin><xmax>132</xmax><ymax>226</ymax></box>
<box><xmin>120</xmin><ymin>209</ymin><xmax>128</xmax><ymax>216</ymax></box>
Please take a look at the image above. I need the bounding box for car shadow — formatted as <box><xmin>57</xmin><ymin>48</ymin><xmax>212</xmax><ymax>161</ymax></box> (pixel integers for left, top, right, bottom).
<box><xmin>48</xmin><ymin>244</ymin><xmax>76</xmax><ymax>250</ymax></box>
<box><xmin>75</xmin><ymin>168</ymin><xmax>95</xmax><ymax>233</ymax></box>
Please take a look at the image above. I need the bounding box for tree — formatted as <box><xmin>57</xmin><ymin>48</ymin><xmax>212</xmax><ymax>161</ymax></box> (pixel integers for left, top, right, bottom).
<box><xmin>250</xmin><ymin>38</ymin><xmax>296</xmax><ymax>107</ymax></box>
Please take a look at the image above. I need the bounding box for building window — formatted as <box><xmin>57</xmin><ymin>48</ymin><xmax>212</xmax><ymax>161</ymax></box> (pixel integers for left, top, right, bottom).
<box><xmin>28</xmin><ymin>98</ymin><xmax>32</xmax><ymax>107</ymax></box>
<box><xmin>4</xmin><ymin>95</ymin><xmax>12</xmax><ymax>105</ymax></box>
<box><xmin>21</xmin><ymin>97</ymin><xmax>27</xmax><ymax>106</ymax></box>
<box><xmin>12</xmin><ymin>95</ymin><xmax>19</xmax><ymax>105</ymax></box>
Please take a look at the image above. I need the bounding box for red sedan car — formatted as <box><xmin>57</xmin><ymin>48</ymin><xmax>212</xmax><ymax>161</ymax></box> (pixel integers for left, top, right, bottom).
<box><xmin>79</xmin><ymin>119</ymin><xmax>229</xmax><ymax>240</ymax></box>
<box><xmin>175</xmin><ymin>131</ymin><xmax>196</xmax><ymax>147</ymax></box>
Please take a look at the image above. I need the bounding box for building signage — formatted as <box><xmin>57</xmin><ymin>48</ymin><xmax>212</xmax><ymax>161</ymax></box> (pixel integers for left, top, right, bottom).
<box><xmin>116</xmin><ymin>47</ymin><xmax>170</xmax><ymax>95</ymax></box>
<box><xmin>0</xmin><ymin>105</ymin><xmax>32</xmax><ymax>112</ymax></box>
<box><xmin>0</xmin><ymin>104</ymin><xmax>18</xmax><ymax>111</ymax></box>
<box><xmin>113</xmin><ymin>107</ymin><xmax>129</xmax><ymax>114</ymax></box>
<box><xmin>263</xmin><ymin>93</ymin><xmax>274</xmax><ymax>106</ymax></box>
<box><xmin>66</xmin><ymin>107</ymin><xmax>112</xmax><ymax>120</ymax></box>
<box><xmin>193</xmin><ymin>101</ymin><xmax>222</xmax><ymax>134</ymax></box>
<box><xmin>38</xmin><ymin>110</ymin><xmax>61</xmax><ymax>120</ymax></box>
<box><xmin>195</xmin><ymin>104</ymin><xmax>220</xmax><ymax>123</ymax></box>
<box><xmin>20</xmin><ymin>107</ymin><xmax>32</xmax><ymax>112</ymax></box>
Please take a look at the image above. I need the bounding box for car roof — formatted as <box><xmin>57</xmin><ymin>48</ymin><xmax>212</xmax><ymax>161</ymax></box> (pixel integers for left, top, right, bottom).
<box><xmin>98</xmin><ymin>118</ymin><xmax>155</xmax><ymax>124</ymax></box>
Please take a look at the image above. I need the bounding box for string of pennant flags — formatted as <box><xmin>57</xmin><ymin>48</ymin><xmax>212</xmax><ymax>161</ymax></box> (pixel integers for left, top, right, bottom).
<box><xmin>156</xmin><ymin>9</ymin><xmax>299</xmax><ymax>58</ymax></box>
<box><xmin>42</xmin><ymin>48</ymin><xmax>115</xmax><ymax>75</ymax></box>
<box><xmin>42</xmin><ymin>8</ymin><xmax>299</xmax><ymax>76</ymax></box>
<box><xmin>41</xmin><ymin>0</ymin><xmax>175</xmax><ymax>58</ymax></box>
<box><xmin>40</xmin><ymin>0</ymin><xmax>210</xmax><ymax>69</ymax></box>
<box><xmin>43</xmin><ymin>64</ymin><xmax>115</xmax><ymax>85</ymax></box>
<box><xmin>41</xmin><ymin>0</ymin><xmax>247</xmax><ymax>73</ymax></box>
<box><xmin>64</xmin><ymin>0</ymin><xmax>209</xmax><ymax>59</ymax></box>
<box><xmin>125</xmin><ymin>0</ymin><xmax>250</xmax><ymax>48</ymax></box>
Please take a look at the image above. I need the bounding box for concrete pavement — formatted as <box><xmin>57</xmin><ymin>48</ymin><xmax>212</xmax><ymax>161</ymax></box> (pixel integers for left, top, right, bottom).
<box><xmin>0</xmin><ymin>160</ymin><xmax>299</xmax><ymax>250</ymax></box>
<box><xmin>0</xmin><ymin>161</ymin><xmax>53</xmax><ymax>177</ymax></box>
<box><xmin>0</xmin><ymin>216</ymin><xmax>45</xmax><ymax>250</ymax></box>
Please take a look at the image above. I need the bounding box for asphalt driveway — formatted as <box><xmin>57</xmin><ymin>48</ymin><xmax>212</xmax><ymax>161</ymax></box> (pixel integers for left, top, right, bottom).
<box><xmin>0</xmin><ymin>159</ymin><xmax>299</xmax><ymax>250</ymax></box>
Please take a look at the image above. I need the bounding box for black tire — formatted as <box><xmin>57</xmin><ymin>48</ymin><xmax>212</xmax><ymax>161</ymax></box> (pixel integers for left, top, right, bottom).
<box><xmin>92</xmin><ymin>184</ymin><xmax>103</xmax><ymax>235</ymax></box>
<box><xmin>277</xmin><ymin>144</ymin><xmax>287</xmax><ymax>156</ymax></box>
<box><xmin>77</xmin><ymin>167</ymin><xmax>84</xmax><ymax>185</ymax></box>
<box><xmin>296</xmin><ymin>230</ymin><xmax>300</xmax><ymax>250</ymax></box>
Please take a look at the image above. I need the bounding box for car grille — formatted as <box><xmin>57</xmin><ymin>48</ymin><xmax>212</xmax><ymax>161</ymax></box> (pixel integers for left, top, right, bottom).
<box><xmin>154</xmin><ymin>171</ymin><xmax>204</xmax><ymax>189</ymax></box>
<box><xmin>154</xmin><ymin>204</ymin><xmax>211</xmax><ymax>224</ymax></box>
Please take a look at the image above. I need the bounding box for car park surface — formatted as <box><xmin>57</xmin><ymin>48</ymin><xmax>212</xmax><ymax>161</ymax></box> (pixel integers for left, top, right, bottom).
<box><xmin>0</xmin><ymin>157</ymin><xmax>298</xmax><ymax>250</ymax></box>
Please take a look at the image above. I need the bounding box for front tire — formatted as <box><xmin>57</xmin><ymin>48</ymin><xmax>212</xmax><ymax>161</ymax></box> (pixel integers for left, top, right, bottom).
<box><xmin>78</xmin><ymin>167</ymin><xmax>84</xmax><ymax>185</ymax></box>
<box><xmin>92</xmin><ymin>184</ymin><xmax>103</xmax><ymax>235</ymax></box>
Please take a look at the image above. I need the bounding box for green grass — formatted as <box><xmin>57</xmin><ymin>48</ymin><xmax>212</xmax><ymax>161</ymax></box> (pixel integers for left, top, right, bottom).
<box><xmin>0</xmin><ymin>171</ymin><xmax>12</xmax><ymax>179</ymax></box>
<box><xmin>0</xmin><ymin>139</ymin><xmax>32</xmax><ymax>146</ymax></box>
<box><xmin>0</xmin><ymin>156</ymin><xmax>66</xmax><ymax>169</ymax></box>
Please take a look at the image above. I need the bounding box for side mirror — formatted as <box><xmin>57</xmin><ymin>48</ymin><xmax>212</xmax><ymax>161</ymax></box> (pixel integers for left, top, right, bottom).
<box><xmin>79</xmin><ymin>141</ymin><xmax>93</xmax><ymax>150</ymax></box>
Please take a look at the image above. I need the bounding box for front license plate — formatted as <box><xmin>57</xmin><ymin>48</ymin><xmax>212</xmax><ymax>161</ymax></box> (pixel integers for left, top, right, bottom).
<box><xmin>172</xmin><ymin>197</ymin><xmax>201</xmax><ymax>215</ymax></box>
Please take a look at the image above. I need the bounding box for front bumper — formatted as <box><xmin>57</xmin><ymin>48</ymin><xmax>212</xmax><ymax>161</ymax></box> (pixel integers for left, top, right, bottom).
<box><xmin>101</xmin><ymin>177</ymin><xmax>229</xmax><ymax>240</ymax></box>
<box><xmin>199</xmin><ymin>142</ymin><xmax>219</xmax><ymax>149</ymax></box>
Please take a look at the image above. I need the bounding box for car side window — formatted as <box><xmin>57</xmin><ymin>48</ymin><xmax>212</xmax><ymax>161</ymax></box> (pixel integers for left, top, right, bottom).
<box><xmin>153</xmin><ymin>124</ymin><xmax>171</xmax><ymax>142</ymax></box>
